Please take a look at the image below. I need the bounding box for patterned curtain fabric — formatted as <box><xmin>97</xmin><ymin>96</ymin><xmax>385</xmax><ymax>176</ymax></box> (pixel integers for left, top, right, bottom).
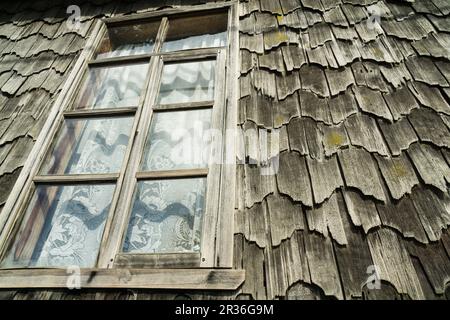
<box><xmin>1</xmin><ymin>184</ymin><xmax>115</xmax><ymax>268</ymax></box>
<box><xmin>162</xmin><ymin>31</ymin><xmax>227</xmax><ymax>52</ymax></box>
<box><xmin>123</xmin><ymin>178</ymin><xmax>206</xmax><ymax>254</ymax></box>
<box><xmin>158</xmin><ymin>60</ymin><xmax>215</xmax><ymax>105</ymax></box>
<box><xmin>75</xmin><ymin>62</ymin><xmax>148</xmax><ymax>110</ymax></box>
<box><xmin>97</xmin><ymin>40</ymin><xmax>154</xmax><ymax>59</ymax></box>
<box><xmin>41</xmin><ymin>117</ymin><xmax>134</xmax><ymax>175</ymax></box>
<box><xmin>142</xmin><ymin>109</ymin><xmax>212</xmax><ymax>171</ymax></box>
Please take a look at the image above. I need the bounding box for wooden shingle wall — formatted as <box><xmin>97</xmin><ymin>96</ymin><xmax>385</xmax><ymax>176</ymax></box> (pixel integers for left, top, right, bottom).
<box><xmin>235</xmin><ymin>0</ymin><xmax>450</xmax><ymax>300</ymax></box>
<box><xmin>0</xmin><ymin>0</ymin><xmax>450</xmax><ymax>300</ymax></box>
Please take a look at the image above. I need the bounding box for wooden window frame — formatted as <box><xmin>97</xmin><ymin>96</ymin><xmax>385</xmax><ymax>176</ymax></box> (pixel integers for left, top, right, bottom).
<box><xmin>0</xmin><ymin>2</ymin><xmax>242</xmax><ymax>290</ymax></box>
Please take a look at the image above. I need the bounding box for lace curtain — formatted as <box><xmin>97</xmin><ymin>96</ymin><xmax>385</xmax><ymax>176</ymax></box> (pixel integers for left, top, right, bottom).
<box><xmin>158</xmin><ymin>60</ymin><xmax>215</xmax><ymax>105</ymax></box>
<box><xmin>2</xmin><ymin>184</ymin><xmax>115</xmax><ymax>268</ymax></box>
<box><xmin>41</xmin><ymin>117</ymin><xmax>134</xmax><ymax>175</ymax></box>
<box><xmin>162</xmin><ymin>31</ymin><xmax>227</xmax><ymax>52</ymax></box>
<box><xmin>123</xmin><ymin>178</ymin><xmax>206</xmax><ymax>254</ymax></box>
<box><xmin>75</xmin><ymin>62</ymin><xmax>148</xmax><ymax>110</ymax></box>
<box><xmin>142</xmin><ymin>109</ymin><xmax>212</xmax><ymax>171</ymax></box>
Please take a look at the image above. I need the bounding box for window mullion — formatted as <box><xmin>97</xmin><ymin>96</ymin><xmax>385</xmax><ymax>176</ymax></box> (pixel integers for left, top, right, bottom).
<box><xmin>96</xmin><ymin>18</ymin><xmax>170</xmax><ymax>269</ymax></box>
<box><xmin>97</xmin><ymin>60</ymin><xmax>165</xmax><ymax>268</ymax></box>
<box><xmin>136</xmin><ymin>168</ymin><xmax>208</xmax><ymax>180</ymax></box>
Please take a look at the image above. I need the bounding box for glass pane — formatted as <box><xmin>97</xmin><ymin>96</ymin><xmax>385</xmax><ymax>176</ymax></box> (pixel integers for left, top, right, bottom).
<box><xmin>123</xmin><ymin>178</ymin><xmax>206</xmax><ymax>254</ymax></box>
<box><xmin>0</xmin><ymin>184</ymin><xmax>115</xmax><ymax>268</ymax></box>
<box><xmin>142</xmin><ymin>110</ymin><xmax>212</xmax><ymax>171</ymax></box>
<box><xmin>74</xmin><ymin>63</ymin><xmax>148</xmax><ymax>110</ymax></box>
<box><xmin>96</xmin><ymin>20</ymin><xmax>160</xmax><ymax>59</ymax></box>
<box><xmin>162</xmin><ymin>12</ymin><xmax>227</xmax><ymax>52</ymax></box>
<box><xmin>41</xmin><ymin>117</ymin><xmax>134</xmax><ymax>175</ymax></box>
<box><xmin>158</xmin><ymin>60</ymin><xmax>215</xmax><ymax>105</ymax></box>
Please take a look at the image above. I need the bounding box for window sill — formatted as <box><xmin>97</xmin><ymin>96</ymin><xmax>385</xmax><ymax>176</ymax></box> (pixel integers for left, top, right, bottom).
<box><xmin>0</xmin><ymin>268</ymin><xmax>245</xmax><ymax>290</ymax></box>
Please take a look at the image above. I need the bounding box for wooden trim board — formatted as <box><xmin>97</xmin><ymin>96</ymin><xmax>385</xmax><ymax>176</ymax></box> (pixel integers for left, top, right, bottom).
<box><xmin>0</xmin><ymin>268</ymin><xmax>245</xmax><ymax>290</ymax></box>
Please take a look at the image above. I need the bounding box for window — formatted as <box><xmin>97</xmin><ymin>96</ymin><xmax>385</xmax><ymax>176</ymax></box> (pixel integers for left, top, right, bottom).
<box><xmin>0</xmin><ymin>4</ymin><xmax>241</xmax><ymax>289</ymax></box>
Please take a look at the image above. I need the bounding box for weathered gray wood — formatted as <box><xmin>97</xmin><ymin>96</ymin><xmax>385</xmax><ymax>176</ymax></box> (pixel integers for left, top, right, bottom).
<box><xmin>273</xmin><ymin>92</ymin><xmax>300</xmax><ymax>128</ymax></box>
<box><xmin>63</xmin><ymin>107</ymin><xmax>137</xmax><ymax>118</ymax></box>
<box><xmin>201</xmin><ymin>49</ymin><xmax>226</xmax><ymax>268</ymax></box>
<box><xmin>333</xmin><ymin>190</ymin><xmax>376</xmax><ymax>299</ymax></box>
<box><xmin>279</xmin><ymin>0</ymin><xmax>301</xmax><ymax>15</ymax></box>
<box><xmin>338</xmin><ymin>147</ymin><xmax>387</xmax><ymax>202</ymax></box>
<box><xmin>266</xmin><ymin>194</ymin><xmax>305</xmax><ymax>246</ymax></box>
<box><xmin>342</xmin><ymin>189</ymin><xmax>381</xmax><ymax>234</ymax></box>
<box><xmin>345</xmin><ymin>113</ymin><xmax>390</xmax><ymax>156</ymax></box>
<box><xmin>153</xmin><ymin>101</ymin><xmax>214</xmax><ymax>112</ymax></box>
<box><xmin>409</xmin><ymin>81</ymin><xmax>450</xmax><ymax>115</ymax></box>
<box><xmin>240</xmin><ymin>33</ymin><xmax>264</xmax><ymax>54</ymax></box>
<box><xmin>410</xmin><ymin>188</ymin><xmax>450</xmax><ymax>242</ymax></box>
<box><xmin>328</xmin><ymin>90</ymin><xmax>358</xmax><ymax>124</ymax></box>
<box><xmin>308</xmin><ymin>22</ymin><xmax>333</xmax><ymax>49</ymax></box>
<box><xmin>355</xmin><ymin>21</ymin><xmax>383</xmax><ymax>43</ymax></box>
<box><xmin>407</xmin><ymin>236</ymin><xmax>450</xmax><ymax>295</ymax></box>
<box><xmin>353</xmin><ymin>86</ymin><xmax>393</xmax><ymax>121</ymax></box>
<box><xmin>276</xmin><ymin>71</ymin><xmax>301</xmax><ymax>100</ymax></box>
<box><xmin>263</xmin><ymin>29</ymin><xmax>298</xmax><ymax>51</ymax></box>
<box><xmin>305</xmin><ymin>193</ymin><xmax>348</xmax><ymax>245</ymax></box>
<box><xmin>0</xmin><ymin>268</ymin><xmax>245</xmax><ymax>290</ymax></box>
<box><xmin>341</xmin><ymin>3</ymin><xmax>367</xmax><ymax>25</ymax></box>
<box><xmin>244</xmin><ymin>165</ymin><xmax>274</xmax><ymax>208</ymax></box>
<box><xmin>104</xmin><ymin>2</ymin><xmax>232</xmax><ymax>25</ymax></box>
<box><xmin>251</xmin><ymin>69</ymin><xmax>277</xmax><ymax>98</ymax></box>
<box><xmin>409</xmin><ymin>108</ymin><xmax>450</xmax><ymax>149</ymax></box>
<box><xmin>281</xmin><ymin>45</ymin><xmax>306</xmax><ymax>71</ymax></box>
<box><xmin>300</xmin><ymin>117</ymin><xmax>324</xmax><ymax>159</ymax></box>
<box><xmin>307</xmin><ymin>155</ymin><xmax>344</xmax><ymax>204</ymax></box>
<box><xmin>323</xmin><ymin>6</ymin><xmax>348</xmax><ymax>27</ymax></box>
<box><xmin>321</xmin><ymin>123</ymin><xmax>350</xmax><ymax>156</ymax></box>
<box><xmin>299</xmin><ymin>91</ymin><xmax>332</xmax><ymax>125</ymax></box>
<box><xmin>258</xmin><ymin>48</ymin><xmax>284</xmax><ymax>72</ymax></box>
<box><xmin>33</xmin><ymin>174</ymin><xmax>119</xmax><ymax>183</ymax></box>
<box><xmin>331</xmin><ymin>25</ymin><xmax>358</xmax><ymax>41</ymax></box>
<box><xmin>303</xmin><ymin>230</ymin><xmax>344</xmax><ymax>299</ymax></box>
<box><xmin>276</xmin><ymin>151</ymin><xmax>313</xmax><ymax>206</ymax></box>
<box><xmin>351</xmin><ymin>62</ymin><xmax>389</xmax><ymax>93</ymax></box>
<box><xmin>406</xmin><ymin>56</ymin><xmax>449</xmax><ymax>87</ymax></box>
<box><xmin>115</xmin><ymin>253</ymin><xmax>201</xmax><ymax>269</ymax></box>
<box><xmin>241</xmin><ymin>201</ymin><xmax>268</xmax><ymax>248</ymax></box>
<box><xmin>240</xmin><ymin>241</ymin><xmax>266</xmax><ymax>299</ymax></box>
<box><xmin>299</xmin><ymin>64</ymin><xmax>329</xmax><ymax>97</ymax></box>
<box><xmin>136</xmin><ymin>169</ymin><xmax>208</xmax><ymax>180</ymax></box>
<box><xmin>367</xmin><ymin>228</ymin><xmax>425</xmax><ymax>300</ymax></box>
<box><xmin>379</xmin><ymin>63</ymin><xmax>412</xmax><ymax>89</ymax></box>
<box><xmin>383</xmin><ymin>86</ymin><xmax>419</xmax><ymax>121</ymax></box>
<box><xmin>408</xmin><ymin>143</ymin><xmax>450</xmax><ymax>193</ymax></box>
<box><xmin>325</xmin><ymin>67</ymin><xmax>354</xmax><ymax>96</ymax></box>
<box><xmin>382</xmin><ymin>15</ymin><xmax>434</xmax><ymax>40</ymax></box>
<box><xmin>376</xmin><ymin>196</ymin><xmax>428</xmax><ymax>244</ymax></box>
<box><xmin>375</xmin><ymin>153</ymin><xmax>419</xmax><ymax>200</ymax></box>
<box><xmin>88</xmin><ymin>53</ymin><xmax>152</xmax><ymax>67</ymax></box>
<box><xmin>378</xmin><ymin>117</ymin><xmax>418</xmax><ymax>156</ymax></box>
